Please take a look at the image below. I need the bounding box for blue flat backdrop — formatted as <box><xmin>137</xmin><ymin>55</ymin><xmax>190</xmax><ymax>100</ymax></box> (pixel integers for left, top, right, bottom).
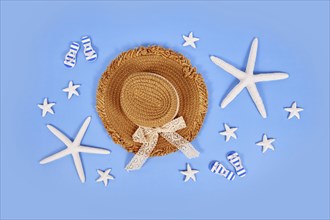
<box><xmin>1</xmin><ymin>1</ymin><xmax>329</xmax><ymax>219</ymax></box>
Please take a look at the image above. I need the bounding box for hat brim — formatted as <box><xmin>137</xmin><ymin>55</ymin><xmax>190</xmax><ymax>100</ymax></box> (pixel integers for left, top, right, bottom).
<box><xmin>96</xmin><ymin>46</ymin><xmax>208</xmax><ymax>157</ymax></box>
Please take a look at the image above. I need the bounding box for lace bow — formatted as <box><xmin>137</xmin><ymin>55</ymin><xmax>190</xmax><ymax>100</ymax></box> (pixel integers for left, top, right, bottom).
<box><xmin>125</xmin><ymin>116</ymin><xmax>200</xmax><ymax>171</ymax></box>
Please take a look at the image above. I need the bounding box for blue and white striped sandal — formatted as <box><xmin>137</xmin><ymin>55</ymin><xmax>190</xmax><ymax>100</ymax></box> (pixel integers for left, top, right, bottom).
<box><xmin>210</xmin><ymin>161</ymin><xmax>235</xmax><ymax>181</ymax></box>
<box><xmin>64</xmin><ymin>42</ymin><xmax>80</xmax><ymax>68</ymax></box>
<box><xmin>227</xmin><ymin>151</ymin><xmax>246</xmax><ymax>177</ymax></box>
<box><xmin>81</xmin><ymin>36</ymin><xmax>97</xmax><ymax>62</ymax></box>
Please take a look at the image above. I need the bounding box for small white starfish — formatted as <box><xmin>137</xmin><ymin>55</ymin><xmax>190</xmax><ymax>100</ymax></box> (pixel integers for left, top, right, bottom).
<box><xmin>180</xmin><ymin>164</ymin><xmax>199</xmax><ymax>182</ymax></box>
<box><xmin>38</xmin><ymin>98</ymin><xmax>55</xmax><ymax>117</ymax></box>
<box><xmin>284</xmin><ymin>102</ymin><xmax>303</xmax><ymax>119</ymax></box>
<box><xmin>219</xmin><ymin>123</ymin><xmax>238</xmax><ymax>142</ymax></box>
<box><xmin>40</xmin><ymin>117</ymin><xmax>110</xmax><ymax>183</ymax></box>
<box><xmin>96</xmin><ymin>169</ymin><xmax>114</xmax><ymax>186</ymax></box>
<box><xmin>210</xmin><ymin>38</ymin><xmax>289</xmax><ymax>118</ymax></box>
<box><xmin>182</xmin><ymin>32</ymin><xmax>199</xmax><ymax>48</ymax></box>
<box><xmin>62</xmin><ymin>81</ymin><xmax>80</xmax><ymax>99</ymax></box>
<box><xmin>256</xmin><ymin>134</ymin><xmax>275</xmax><ymax>153</ymax></box>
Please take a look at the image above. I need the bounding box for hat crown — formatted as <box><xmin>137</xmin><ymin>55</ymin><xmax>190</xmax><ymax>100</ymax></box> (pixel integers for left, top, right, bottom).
<box><xmin>120</xmin><ymin>72</ymin><xmax>179</xmax><ymax>128</ymax></box>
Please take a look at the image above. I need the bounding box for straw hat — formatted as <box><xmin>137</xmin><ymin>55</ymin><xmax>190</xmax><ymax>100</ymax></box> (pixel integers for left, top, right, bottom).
<box><xmin>96</xmin><ymin>45</ymin><xmax>208</xmax><ymax>157</ymax></box>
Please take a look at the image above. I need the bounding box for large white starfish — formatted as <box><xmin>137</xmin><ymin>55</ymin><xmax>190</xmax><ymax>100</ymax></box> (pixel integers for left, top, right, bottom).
<box><xmin>40</xmin><ymin>117</ymin><xmax>110</xmax><ymax>183</ymax></box>
<box><xmin>210</xmin><ymin>38</ymin><xmax>289</xmax><ymax>118</ymax></box>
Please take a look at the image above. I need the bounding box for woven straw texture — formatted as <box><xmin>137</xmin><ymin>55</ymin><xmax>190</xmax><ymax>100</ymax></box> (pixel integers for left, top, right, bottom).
<box><xmin>120</xmin><ymin>72</ymin><xmax>180</xmax><ymax>128</ymax></box>
<box><xmin>96</xmin><ymin>45</ymin><xmax>208</xmax><ymax>157</ymax></box>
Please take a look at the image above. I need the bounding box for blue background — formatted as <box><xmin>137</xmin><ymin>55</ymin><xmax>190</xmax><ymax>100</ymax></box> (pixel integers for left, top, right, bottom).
<box><xmin>1</xmin><ymin>1</ymin><xmax>329</xmax><ymax>219</ymax></box>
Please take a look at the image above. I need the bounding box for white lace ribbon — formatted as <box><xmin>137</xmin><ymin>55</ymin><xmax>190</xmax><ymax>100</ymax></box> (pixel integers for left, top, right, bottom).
<box><xmin>125</xmin><ymin>116</ymin><xmax>200</xmax><ymax>171</ymax></box>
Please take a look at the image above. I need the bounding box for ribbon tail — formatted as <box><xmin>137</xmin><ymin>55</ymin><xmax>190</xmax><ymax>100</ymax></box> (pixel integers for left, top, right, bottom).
<box><xmin>161</xmin><ymin>132</ymin><xmax>200</xmax><ymax>159</ymax></box>
<box><xmin>125</xmin><ymin>136</ymin><xmax>158</xmax><ymax>171</ymax></box>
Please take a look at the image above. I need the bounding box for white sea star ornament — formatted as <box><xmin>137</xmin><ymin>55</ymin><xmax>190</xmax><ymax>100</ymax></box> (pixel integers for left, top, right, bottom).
<box><xmin>256</xmin><ymin>134</ymin><xmax>275</xmax><ymax>153</ymax></box>
<box><xmin>63</xmin><ymin>81</ymin><xmax>80</xmax><ymax>99</ymax></box>
<box><xmin>40</xmin><ymin>117</ymin><xmax>110</xmax><ymax>183</ymax></box>
<box><xmin>219</xmin><ymin>123</ymin><xmax>238</xmax><ymax>142</ymax></box>
<box><xmin>181</xmin><ymin>164</ymin><xmax>199</xmax><ymax>182</ymax></box>
<box><xmin>284</xmin><ymin>102</ymin><xmax>303</xmax><ymax>119</ymax></box>
<box><xmin>182</xmin><ymin>32</ymin><xmax>199</xmax><ymax>48</ymax></box>
<box><xmin>210</xmin><ymin>38</ymin><xmax>289</xmax><ymax>118</ymax></box>
<box><xmin>38</xmin><ymin>98</ymin><xmax>55</xmax><ymax>117</ymax></box>
<box><xmin>96</xmin><ymin>169</ymin><xmax>114</xmax><ymax>186</ymax></box>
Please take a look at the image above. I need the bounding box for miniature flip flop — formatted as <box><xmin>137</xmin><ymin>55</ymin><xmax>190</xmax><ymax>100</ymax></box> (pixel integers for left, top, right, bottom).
<box><xmin>64</xmin><ymin>42</ymin><xmax>80</xmax><ymax>68</ymax></box>
<box><xmin>81</xmin><ymin>36</ymin><xmax>97</xmax><ymax>62</ymax></box>
<box><xmin>227</xmin><ymin>151</ymin><xmax>246</xmax><ymax>177</ymax></box>
<box><xmin>210</xmin><ymin>161</ymin><xmax>235</xmax><ymax>181</ymax></box>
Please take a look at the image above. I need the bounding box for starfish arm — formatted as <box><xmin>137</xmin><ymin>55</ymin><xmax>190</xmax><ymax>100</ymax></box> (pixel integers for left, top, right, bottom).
<box><xmin>78</xmin><ymin>146</ymin><xmax>110</xmax><ymax>154</ymax></box>
<box><xmin>254</xmin><ymin>73</ymin><xmax>289</xmax><ymax>82</ymax></box>
<box><xmin>246</xmin><ymin>84</ymin><xmax>267</xmax><ymax>118</ymax></box>
<box><xmin>72</xmin><ymin>91</ymin><xmax>79</xmax><ymax>96</ymax></box>
<box><xmin>269</xmin><ymin>138</ymin><xmax>276</xmax><ymax>143</ymax></box>
<box><xmin>47</xmin><ymin>125</ymin><xmax>72</xmax><ymax>147</ymax></box>
<box><xmin>73</xmin><ymin>117</ymin><xmax>91</xmax><ymax>146</ymax></box>
<box><xmin>40</xmin><ymin>148</ymin><xmax>71</xmax><ymax>164</ymax></box>
<box><xmin>72</xmin><ymin>152</ymin><xmax>85</xmax><ymax>183</ymax></box>
<box><xmin>48</xmin><ymin>107</ymin><xmax>55</xmax><ymax>115</ymax></box>
<box><xmin>182</xmin><ymin>36</ymin><xmax>189</xmax><ymax>46</ymax></box>
<box><xmin>221</xmin><ymin>81</ymin><xmax>246</xmax><ymax>108</ymax></box>
<box><xmin>103</xmin><ymin>179</ymin><xmax>108</xmax><ymax>186</ymax></box>
<box><xmin>193</xmin><ymin>170</ymin><xmax>200</xmax><ymax>175</ymax></box>
<box><xmin>246</xmin><ymin>38</ymin><xmax>258</xmax><ymax>74</ymax></box>
<box><xmin>210</xmin><ymin>56</ymin><xmax>245</xmax><ymax>80</ymax></box>
<box><xmin>262</xmin><ymin>134</ymin><xmax>268</xmax><ymax>140</ymax></box>
<box><xmin>182</xmin><ymin>42</ymin><xmax>189</xmax><ymax>47</ymax></box>
<box><xmin>42</xmin><ymin>109</ymin><xmax>47</xmax><ymax>117</ymax></box>
<box><xmin>287</xmin><ymin>112</ymin><xmax>294</xmax><ymax>119</ymax></box>
<box><xmin>219</xmin><ymin>131</ymin><xmax>227</xmax><ymax>137</ymax></box>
